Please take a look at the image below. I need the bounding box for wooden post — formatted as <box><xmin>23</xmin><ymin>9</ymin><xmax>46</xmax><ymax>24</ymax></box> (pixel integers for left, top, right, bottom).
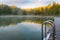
<box><xmin>53</xmin><ymin>24</ymin><xmax>55</xmax><ymax>40</ymax></box>
<box><xmin>45</xmin><ymin>23</ymin><xmax>47</xmax><ymax>38</ymax></box>
<box><xmin>41</xmin><ymin>24</ymin><xmax>43</xmax><ymax>40</ymax></box>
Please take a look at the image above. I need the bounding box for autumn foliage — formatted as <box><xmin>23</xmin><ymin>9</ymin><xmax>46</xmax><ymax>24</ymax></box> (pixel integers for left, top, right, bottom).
<box><xmin>0</xmin><ymin>2</ymin><xmax>60</xmax><ymax>16</ymax></box>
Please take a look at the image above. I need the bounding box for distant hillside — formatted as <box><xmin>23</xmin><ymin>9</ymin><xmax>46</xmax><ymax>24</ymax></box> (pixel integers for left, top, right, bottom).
<box><xmin>22</xmin><ymin>5</ymin><xmax>51</xmax><ymax>11</ymax></box>
<box><xmin>0</xmin><ymin>2</ymin><xmax>60</xmax><ymax>16</ymax></box>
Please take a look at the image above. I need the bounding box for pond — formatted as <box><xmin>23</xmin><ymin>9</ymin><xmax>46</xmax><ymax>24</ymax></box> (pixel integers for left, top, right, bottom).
<box><xmin>0</xmin><ymin>16</ymin><xmax>53</xmax><ymax>40</ymax></box>
<box><xmin>0</xmin><ymin>22</ymin><xmax>50</xmax><ymax>40</ymax></box>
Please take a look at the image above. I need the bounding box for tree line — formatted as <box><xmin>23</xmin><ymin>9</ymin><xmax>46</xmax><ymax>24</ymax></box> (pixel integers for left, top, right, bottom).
<box><xmin>0</xmin><ymin>2</ymin><xmax>60</xmax><ymax>16</ymax></box>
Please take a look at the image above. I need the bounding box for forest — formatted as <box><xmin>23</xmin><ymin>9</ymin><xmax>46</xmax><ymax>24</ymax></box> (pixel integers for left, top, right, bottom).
<box><xmin>0</xmin><ymin>2</ymin><xmax>60</xmax><ymax>16</ymax></box>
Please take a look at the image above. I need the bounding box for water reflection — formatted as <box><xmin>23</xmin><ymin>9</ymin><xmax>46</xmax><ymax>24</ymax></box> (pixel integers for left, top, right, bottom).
<box><xmin>0</xmin><ymin>22</ymin><xmax>41</xmax><ymax>40</ymax></box>
<box><xmin>0</xmin><ymin>22</ymin><xmax>50</xmax><ymax>40</ymax></box>
<box><xmin>0</xmin><ymin>16</ymin><xmax>53</xmax><ymax>26</ymax></box>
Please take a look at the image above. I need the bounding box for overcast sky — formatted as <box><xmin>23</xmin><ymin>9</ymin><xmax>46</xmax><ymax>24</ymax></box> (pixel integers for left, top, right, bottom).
<box><xmin>0</xmin><ymin>0</ymin><xmax>60</xmax><ymax>8</ymax></box>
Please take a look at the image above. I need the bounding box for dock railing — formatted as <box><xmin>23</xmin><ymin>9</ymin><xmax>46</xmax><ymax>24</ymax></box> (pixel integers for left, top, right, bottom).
<box><xmin>41</xmin><ymin>20</ymin><xmax>55</xmax><ymax>40</ymax></box>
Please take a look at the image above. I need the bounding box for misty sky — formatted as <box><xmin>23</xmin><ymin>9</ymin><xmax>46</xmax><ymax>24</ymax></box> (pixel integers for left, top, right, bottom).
<box><xmin>0</xmin><ymin>0</ymin><xmax>60</xmax><ymax>8</ymax></box>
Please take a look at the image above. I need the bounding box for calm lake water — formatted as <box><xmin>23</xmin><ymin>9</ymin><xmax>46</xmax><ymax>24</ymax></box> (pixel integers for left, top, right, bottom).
<box><xmin>0</xmin><ymin>22</ymin><xmax>50</xmax><ymax>40</ymax></box>
<box><xmin>0</xmin><ymin>16</ymin><xmax>53</xmax><ymax>40</ymax></box>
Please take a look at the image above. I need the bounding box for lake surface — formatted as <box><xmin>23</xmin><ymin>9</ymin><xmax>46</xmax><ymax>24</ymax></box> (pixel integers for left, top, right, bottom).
<box><xmin>0</xmin><ymin>16</ymin><xmax>53</xmax><ymax>40</ymax></box>
<box><xmin>0</xmin><ymin>22</ymin><xmax>50</xmax><ymax>40</ymax></box>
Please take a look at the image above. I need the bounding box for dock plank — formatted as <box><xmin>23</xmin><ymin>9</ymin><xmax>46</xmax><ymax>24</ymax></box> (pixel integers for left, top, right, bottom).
<box><xmin>54</xmin><ymin>17</ymin><xmax>60</xmax><ymax>40</ymax></box>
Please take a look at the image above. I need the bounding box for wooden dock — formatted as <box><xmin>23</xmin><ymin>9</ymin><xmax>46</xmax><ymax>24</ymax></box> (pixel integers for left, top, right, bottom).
<box><xmin>54</xmin><ymin>17</ymin><xmax>60</xmax><ymax>40</ymax></box>
<box><xmin>48</xmin><ymin>17</ymin><xmax>60</xmax><ymax>40</ymax></box>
